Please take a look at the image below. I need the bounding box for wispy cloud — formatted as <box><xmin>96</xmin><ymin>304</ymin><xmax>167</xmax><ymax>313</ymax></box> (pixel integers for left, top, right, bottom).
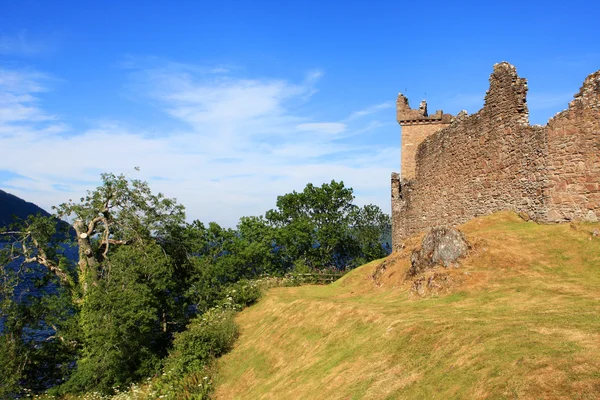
<box><xmin>0</xmin><ymin>31</ymin><xmax>52</xmax><ymax>56</ymax></box>
<box><xmin>296</xmin><ymin>122</ymin><xmax>346</xmax><ymax>135</ymax></box>
<box><xmin>0</xmin><ymin>68</ymin><xmax>62</xmax><ymax>128</ymax></box>
<box><xmin>346</xmin><ymin>102</ymin><xmax>393</xmax><ymax>120</ymax></box>
<box><xmin>304</xmin><ymin>69</ymin><xmax>324</xmax><ymax>84</ymax></box>
<box><xmin>0</xmin><ymin>62</ymin><xmax>397</xmax><ymax>226</ymax></box>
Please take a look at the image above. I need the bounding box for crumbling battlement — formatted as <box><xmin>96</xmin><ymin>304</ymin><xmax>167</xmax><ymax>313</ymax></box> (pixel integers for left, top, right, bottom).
<box><xmin>396</xmin><ymin>94</ymin><xmax>453</xmax><ymax>124</ymax></box>
<box><xmin>391</xmin><ymin>62</ymin><xmax>600</xmax><ymax>250</ymax></box>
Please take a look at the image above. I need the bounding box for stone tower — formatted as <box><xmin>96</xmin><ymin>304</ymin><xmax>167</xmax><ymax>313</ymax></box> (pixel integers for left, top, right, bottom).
<box><xmin>396</xmin><ymin>94</ymin><xmax>453</xmax><ymax>180</ymax></box>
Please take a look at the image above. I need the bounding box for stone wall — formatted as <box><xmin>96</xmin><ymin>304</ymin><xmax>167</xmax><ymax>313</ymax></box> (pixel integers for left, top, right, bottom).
<box><xmin>391</xmin><ymin>63</ymin><xmax>600</xmax><ymax>250</ymax></box>
<box><xmin>546</xmin><ymin>70</ymin><xmax>600</xmax><ymax>222</ymax></box>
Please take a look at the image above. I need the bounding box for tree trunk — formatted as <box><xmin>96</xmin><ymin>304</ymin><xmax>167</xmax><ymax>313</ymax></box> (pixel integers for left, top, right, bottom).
<box><xmin>73</xmin><ymin>219</ymin><xmax>99</xmax><ymax>293</ymax></box>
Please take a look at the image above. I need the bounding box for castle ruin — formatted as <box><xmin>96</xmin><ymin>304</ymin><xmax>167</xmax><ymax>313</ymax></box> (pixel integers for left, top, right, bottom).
<box><xmin>391</xmin><ymin>62</ymin><xmax>600</xmax><ymax>250</ymax></box>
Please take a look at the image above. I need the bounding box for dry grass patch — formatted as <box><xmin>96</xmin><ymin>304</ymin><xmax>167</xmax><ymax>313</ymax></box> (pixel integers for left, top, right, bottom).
<box><xmin>214</xmin><ymin>212</ymin><xmax>600</xmax><ymax>399</ymax></box>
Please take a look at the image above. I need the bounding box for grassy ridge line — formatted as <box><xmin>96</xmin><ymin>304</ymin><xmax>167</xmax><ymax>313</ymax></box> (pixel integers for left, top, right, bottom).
<box><xmin>214</xmin><ymin>212</ymin><xmax>600</xmax><ymax>399</ymax></box>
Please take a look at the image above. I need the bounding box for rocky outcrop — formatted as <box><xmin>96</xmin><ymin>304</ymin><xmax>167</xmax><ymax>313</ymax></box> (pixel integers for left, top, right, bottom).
<box><xmin>408</xmin><ymin>227</ymin><xmax>469</xmax><ymax>277</ymax></box>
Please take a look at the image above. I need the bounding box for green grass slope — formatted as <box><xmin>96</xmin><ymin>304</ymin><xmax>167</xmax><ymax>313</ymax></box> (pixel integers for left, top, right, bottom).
<box><xmin>214</xmin><ymin>212</ymin><xmax>600</xmax><ymax>399</ymax></box>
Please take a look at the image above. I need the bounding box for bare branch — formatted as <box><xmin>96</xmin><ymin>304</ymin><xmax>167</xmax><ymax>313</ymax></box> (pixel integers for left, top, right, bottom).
<box><xmin>107</xmin><ymin>239</ymin><xmax>132</xmax><ymax>245</ymax></box>
<box><xmin>0</xmin><ymin>230</ymin><xmax>27</xmax><ymax>235</ymax></box>
<box><xmin>86</xmin><ymin>216</ymin><xmax>104</xmax><ymax>237</ymax></box>
<box><xmin>102</xmin><ymin>221</ymin><xmax>110</xmax><ymax>258</ymax></box>
<box><xmin>29</xmin><ymin>236</ymin><xmax>71</xmax><ymax>287</ymax></box>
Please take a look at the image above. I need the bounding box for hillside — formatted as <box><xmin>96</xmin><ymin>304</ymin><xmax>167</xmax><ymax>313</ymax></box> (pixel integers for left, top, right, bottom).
<box><xmin>214</xmin><ymin>212</ymin><xmax>600</xmax><ymax>399</ymax></box>
<box><xmin>0</xmin><ymin>188</ymin><xmax>52</xmax><ymax>228</ymax></box>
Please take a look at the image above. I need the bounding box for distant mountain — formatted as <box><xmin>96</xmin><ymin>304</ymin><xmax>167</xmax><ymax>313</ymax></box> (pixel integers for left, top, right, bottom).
<box><xmin>0</xmin><ymin>189</ymin><xmax>76</xmax><ymax>239</ymax></box>
<box><xmin>0</xmin><ymin>189</ymin><xmax>53</xmax><ymax>228</ymax></box>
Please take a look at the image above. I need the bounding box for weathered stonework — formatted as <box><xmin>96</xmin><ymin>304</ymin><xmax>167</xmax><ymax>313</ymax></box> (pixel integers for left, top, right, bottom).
<box><xmin>391</xmin><ymin>62</ymin><xmax>600</xmax><ymax>250</ymax></box>
<box><xmin>397</xmin><ymin>94</ymin><xmax>453</xmax><ymax>180</ymax></box>
<box><xmin>546</xmin><ymin>70</ymin><xmax>600</xmax><ymax>223</ymax></box>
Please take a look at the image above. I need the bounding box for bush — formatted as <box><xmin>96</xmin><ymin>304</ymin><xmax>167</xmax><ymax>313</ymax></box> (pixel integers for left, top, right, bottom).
<box><xmin>67</xmin><ymin>276</ymin><xmax>293</xmax><ymax>399</ymax></box>
<box><xmin>217</xmin><ymin>279</ymin><xmax>262</xmax><ymax>311</ymax></box>
<box><xmin>142</xmin><ymin>278</ymin><xmax>276</xmax><ymax>399</ymax></box>
<box><xmin>148</xmin><ymin>308</ymin><xmax>238</xmax><ymax>399</ymax></box>
<box><xmin>166</xmin><ymin>308</ymin><xmax>238</xmax><ymax>375</ymax></box>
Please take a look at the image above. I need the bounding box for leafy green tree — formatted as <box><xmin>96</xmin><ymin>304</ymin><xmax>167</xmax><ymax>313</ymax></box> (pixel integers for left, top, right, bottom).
<box><xmin>266</xmin><ymin>180</ymin><xmax>390</xmax><ymax>271</ymax></box>
<box><xmin>51</xmin><ymin>173</ymin><xmax>188</xmax><ymax>394</ymax></box>
<box><xmin>351</xmin><ymin>204</ymin><xmax>392</xmax><ymax>265</ymax></box>
<box><xmin>0</xmin><ymin>244</ymin><xmax>28</xmax><ymax>397</ymax></box>
<box><xmin>236</xmin><ymin>216</ymin><xmax>281</xmax><ymax>274</ymax></box>
<box><xmin>59</xmin><ymin>242</ymin><xmax>177</xmax><ymax>393</ymax></box>
<box><xmin>1</xmin><ymin>173</ymin><xmax>190</xmax><ymax>395</ymax></box>
<box><xmin>179</xmin><ymin>216</ymin><xmax>286</xmax><ymax>313</ymax></box>
<box><xmin>0</xmin><ymin>174</ymin><xmax>391</xmax><ymax>397</ymax></box>
<box><xmin>53</xmin><ymin>173</ymin><xmax>185</xmax><ymax>296</ymax></box>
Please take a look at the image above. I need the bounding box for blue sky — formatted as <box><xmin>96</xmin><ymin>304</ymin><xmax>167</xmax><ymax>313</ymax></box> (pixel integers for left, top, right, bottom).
<box><xmin>1</xmin><ymin>0</ymin><xmax>599</xmax><ymax>226</ymax></box>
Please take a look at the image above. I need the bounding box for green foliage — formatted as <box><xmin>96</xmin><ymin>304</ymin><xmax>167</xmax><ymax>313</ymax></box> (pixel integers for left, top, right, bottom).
<box><xmin>57</xmin><ymin>243</ymin><xmax>178</xmax><ymax>394</ymax></box>
<box><xmin>149</xmin><ymin>282</ymin><xmax>261</xmax><ymax>399</ymax></box>
<box><xmin>217</xmin><ymin>279</ymin><xmax>263</xmax><ymax>310</ymax></box>
<box><xmin>266</xmin><ymin>180</ymin><xmax>390</xmax><ymax>271</ymax></box>
<box><xmin>351</xmin><ymin>204</ymin><xmax>392</xmax><ymax>265</ymax></box>
<box><xmin>1</xmin><ymin>214</ymin><xmax>76</xmax><ymax>295</ymax></box>
<box><xmin>50</xmin><ymin>173</ymin><xmax>185</xmax><ymax>300</ymax></box>
<box><xmin>0</xmin><ymin>331</ymin><xmax>22</xmax><ymax>398</ymax></box>
<box><xmin>0</xmin><ymin>214</ymin><xmax>79</xmax><ymax>397</ymax></box>
<box><xmin>0</xmin><ymin>253</ymin><xmax>26</xmax><ymax>398</ymax></box>
<box><xmin>54</xmin><ymin>172</ymin><xmax>186</xmax><ymax>245</ymax></box>
<box><xmin>236</xmin><ymin>216</ymin><xmax>285</xmax><ymax>276</ymax></box>
<box><xmin>136</xmin><ymin>278</ymin><xmax>274</xmax><ymax>399</ymax></box>
<box><xmin>165</xmin><ymin>308</ymin><xmax>239</xmax><ymax>376</ymax></box>
<box><xmin>0</xmin><ymin>258</ymin><xmax>78</xmax><ymax>397</ymax></box>
<box><xmin>0</xmin><ymin>174</ymin><xmax>390</xmax><ymax>398</ymax></box>
<box><xmin>183</xmin><ymin>218</ymin><xmax>283</xmax><ymax>312</ymax></box>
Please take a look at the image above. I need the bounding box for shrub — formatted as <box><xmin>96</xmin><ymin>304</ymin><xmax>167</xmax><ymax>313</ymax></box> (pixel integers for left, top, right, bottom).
<box><xmin>148</xmin><ymin>308</ymin><xmax>238</xmax><ymax>399</ymax></box>
<box><xmin>218</xmin><ymin>279</ymin><xmax>262</xmax><ymax>311</ymax></box>
<box><xmin>166</xmin><ymin>308</ymin><xmax>238</xmax><ymax>375</ymax></box>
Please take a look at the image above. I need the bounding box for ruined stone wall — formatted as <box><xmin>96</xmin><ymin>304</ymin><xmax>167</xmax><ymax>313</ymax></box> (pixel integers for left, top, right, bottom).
<box><xmin>391</xmin><ymin>62</ymin><xmax>600</xmax><ymax>249</ymax></box>
<box><xmin>392</xmin><ymin>63</ymin><xmax>547</xmax><ymax>248</ymax></box>
<box><xmin>545</xmin><ymin>70</ymin><xmax>600</xmax><ymax>223</ymax></box>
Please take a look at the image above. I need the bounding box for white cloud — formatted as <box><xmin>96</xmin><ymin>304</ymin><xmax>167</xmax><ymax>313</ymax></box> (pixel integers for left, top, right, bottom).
<box><xmin>296</xmin><ymin>122</ymin><xmax>346</xmax><ymax>135</ymax></box>
<box><xmin>0</xmin><ymin>63</ymin><xmax>398</xmax><ymax>227</ymax></box>
<box><xmin>0</xmin><ymin>68</ymin><xmax>62</xmax><ymax>130</ymax></box>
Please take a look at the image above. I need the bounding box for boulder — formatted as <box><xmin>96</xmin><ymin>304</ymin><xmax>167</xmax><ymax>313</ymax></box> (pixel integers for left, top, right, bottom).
<box><xmin>408</xmin><ymin>226</ymin><xmax>469</xmax><ymax>277</ymax></box>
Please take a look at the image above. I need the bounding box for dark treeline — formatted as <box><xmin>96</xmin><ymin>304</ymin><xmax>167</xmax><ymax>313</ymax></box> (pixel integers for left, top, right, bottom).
<box><xmin>0</xmin><ymin>173</ymin><xmax>390</xmax><ymax>398</ymax></box>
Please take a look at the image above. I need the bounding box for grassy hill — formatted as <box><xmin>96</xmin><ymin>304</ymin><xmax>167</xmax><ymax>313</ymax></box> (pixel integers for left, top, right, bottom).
<box><xmin>213</xmin><ymin>212</ymin><xmax>600</xmax><ymax>399</ymax></box>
